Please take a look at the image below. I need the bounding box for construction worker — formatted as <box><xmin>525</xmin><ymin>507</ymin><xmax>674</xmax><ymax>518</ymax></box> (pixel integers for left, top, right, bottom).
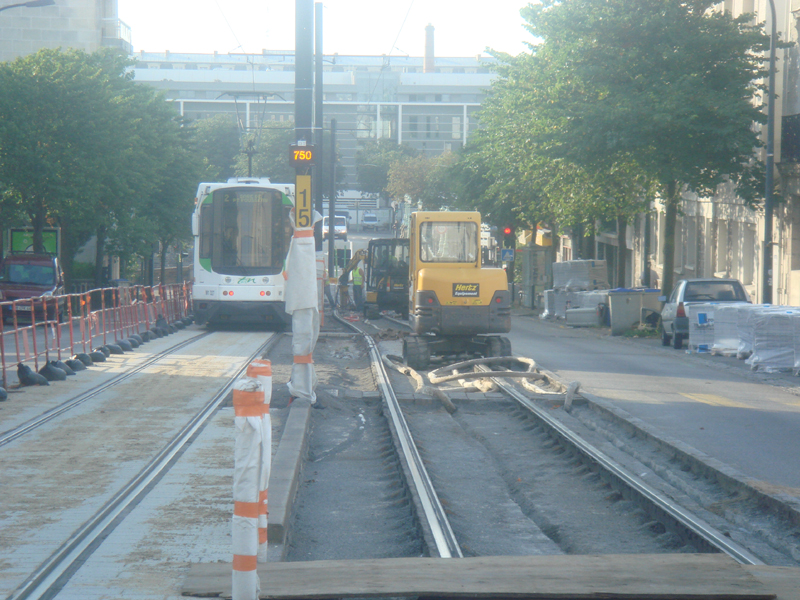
<box><xmin>352</xmin><ymin>259</ymin><xmax>364</xmax><ymax>310</ymax></box>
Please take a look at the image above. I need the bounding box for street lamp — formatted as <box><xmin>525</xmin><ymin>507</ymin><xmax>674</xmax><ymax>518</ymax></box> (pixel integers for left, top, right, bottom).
<box><xmin>0</xmin><ymin>0</ymin><xmax>55</xmax><ymax>13</ymax></box>
<box><xmin>763</xmin><ymin>0</ymin><xmax>777</xmax><ymax>304</ymax></box>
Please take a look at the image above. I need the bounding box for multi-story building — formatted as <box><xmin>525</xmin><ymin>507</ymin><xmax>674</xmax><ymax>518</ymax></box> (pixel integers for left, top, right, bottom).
<box><xmin>0</xmin><ymin>0</ymin><xmax>131</xmax><ymax>63</ymax></box>
<box><xmin>131</xmin><ymin>35</ymin><xmax>496</xmax><ymax>200</ymax></box>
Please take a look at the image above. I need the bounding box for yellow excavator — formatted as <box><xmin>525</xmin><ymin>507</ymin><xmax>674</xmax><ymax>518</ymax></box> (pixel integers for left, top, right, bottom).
<box><xmin>403</xmin><ymin>211</ymin><xmax>511</xmax><ymax>370</ymax></box>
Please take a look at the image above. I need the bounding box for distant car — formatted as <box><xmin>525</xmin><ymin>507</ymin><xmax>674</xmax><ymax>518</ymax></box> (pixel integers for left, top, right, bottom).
<box><xmin>659</xmin><ymin>278</ymin><xmax>750</xmax><ymax>349</ymax></box>
<box><xmin>322</xmin><ymin>215</ymin><xmax>348</xmax><ymax>241</ymax></box>
<box><xmin>0</xmin><ymin>253</ymin><xmax>66</xmax><ymax>323</ymax></box>
<box><xmin>362</xmin><ymin>213</ymin><xmax>379</xmax><ymax>231</ymax></box>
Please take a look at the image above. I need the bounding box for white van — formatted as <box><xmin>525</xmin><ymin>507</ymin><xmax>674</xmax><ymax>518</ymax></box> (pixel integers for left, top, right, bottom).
<box><xmin>322</xmin><ymin>216</ymin><xmax>348</xmax><ymax>241</ymax></box>
<box><xmin>362</xmin><ymin>213</ymin><xmax>379</xmax><ymax>231</ymax></box>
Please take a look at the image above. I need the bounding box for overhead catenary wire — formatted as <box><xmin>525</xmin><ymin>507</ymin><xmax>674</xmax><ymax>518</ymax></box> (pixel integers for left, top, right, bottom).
<box><xmin>364</xmin><ymin>0</ymin><xmax>416</xmax><ymax>106</ymax></box>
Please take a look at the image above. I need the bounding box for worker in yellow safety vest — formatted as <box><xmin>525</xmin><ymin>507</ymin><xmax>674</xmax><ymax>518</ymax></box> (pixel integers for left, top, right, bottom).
<box><xmin>352</xmin><ymin>260</ymin><xmax>364</xmax><ymax>310</ymax></box>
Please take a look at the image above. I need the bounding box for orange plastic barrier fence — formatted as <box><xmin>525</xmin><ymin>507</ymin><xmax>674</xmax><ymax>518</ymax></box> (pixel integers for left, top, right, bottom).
<box><xmin>0</xmin><ymin>283</ymin><xmax>193</xmax><ymax>390</ymax></box>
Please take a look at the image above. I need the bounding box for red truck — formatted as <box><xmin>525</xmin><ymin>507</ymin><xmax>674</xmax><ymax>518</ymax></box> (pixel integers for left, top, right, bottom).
<box><xmin>0</xmin><ymin>253</ymin><xmax>66</xmax><ymax>323</ymax></box>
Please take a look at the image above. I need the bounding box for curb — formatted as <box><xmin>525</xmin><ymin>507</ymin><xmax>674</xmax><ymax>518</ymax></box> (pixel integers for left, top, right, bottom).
<box><xmin>577</xmin><ymin>389</ymin><xmax>800</xmax><ymax>527</ymax></box>
<box><xmin>267</xmin><ymin>398</ymin><xmax>312</xmax><ymax>561</ymax></box>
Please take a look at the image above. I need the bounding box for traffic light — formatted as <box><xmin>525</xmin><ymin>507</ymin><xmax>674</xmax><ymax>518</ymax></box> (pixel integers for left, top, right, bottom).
<box><xmin>503</xmin><ymin>226</ymin><xmax>515</xmax><ymax>248</ymax></box>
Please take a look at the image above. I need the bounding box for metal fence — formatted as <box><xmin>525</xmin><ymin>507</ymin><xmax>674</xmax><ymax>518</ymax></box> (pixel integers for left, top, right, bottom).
<box><xmin>0</xmin><ymin>283</ymin><xmax>193</xmax><ymax>389</ymax></box>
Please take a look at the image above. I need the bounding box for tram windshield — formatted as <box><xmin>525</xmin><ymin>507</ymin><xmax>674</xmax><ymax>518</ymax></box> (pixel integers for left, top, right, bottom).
<box><xmin>419</xmin><ymin>221</ymin><xmax>478</xmax><ymax>263</ymax></box>
<box><xmin>199</xmin><ymin>187</ymin><xmax>290</xmax><ymax>275</ymax></box>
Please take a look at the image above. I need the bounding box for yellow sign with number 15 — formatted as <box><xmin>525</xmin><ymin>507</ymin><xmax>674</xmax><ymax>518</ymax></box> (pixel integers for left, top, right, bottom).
<box><xmin>295</xmin><ymin>175</ymin><xmax>312</xmax><ymax>229</ymax></box>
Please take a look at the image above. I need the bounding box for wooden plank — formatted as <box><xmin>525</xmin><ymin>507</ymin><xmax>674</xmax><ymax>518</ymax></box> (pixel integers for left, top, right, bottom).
<box><xmin>182</xmin><ymin>554</ymin><xmax>778</xmax><ymax>599</ymax></box>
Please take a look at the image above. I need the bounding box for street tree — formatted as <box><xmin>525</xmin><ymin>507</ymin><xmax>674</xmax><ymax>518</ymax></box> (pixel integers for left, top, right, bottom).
<box><xmin>386</xmin><ymin>154</ymin><xmax>431</xmax><ymax>206</ymax></box>
<box><xmin>0</xmin><ymin>48</ymin><xmax>143</xmax><ymax>280</ymax></box>
<box><xmin>234</xmin><ymin>124</ymin><xmax>295</xmax><ymax>182</ymax></box>
<box><xmin>0</xmin><ymin>47</ymin><xmax>204</xmax><ymax>286</ymax></box>
<box><xmin>355</xmin><ymin>139</ymin><xmax>418</xmax><ymax>200</ymax></box>
<box><xmin>191</xmin><ymin>114</ymin><xmax>240</xmax><ymax>181</ymax></box>
<box><xmin>513</xmin><ymin>0</ymin><xmax>771</xmax><ymax>295</ymax></box>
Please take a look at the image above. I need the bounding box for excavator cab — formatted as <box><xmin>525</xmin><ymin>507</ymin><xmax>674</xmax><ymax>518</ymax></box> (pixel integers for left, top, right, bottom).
<box><xmin>364</xmin><ymin>238</ymin><xmax>410</xmax><ymax>320</ymax></box>
<box><xmin>403</xmin><ymin>211</ymin><xmax>511</xmax><ymax>370</ymax></box>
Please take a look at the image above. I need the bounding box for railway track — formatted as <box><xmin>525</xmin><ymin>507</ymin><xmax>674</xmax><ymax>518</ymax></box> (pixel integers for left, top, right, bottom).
<box><xmin>0</xmin><ymin>332</ymin><xmax>212</xmax><ymax>448</ymax></box>
<box><xmin>2</xmin><ymin>312</ymin><xmax>798</xmax><ymax>599</ymax></box>
<box><xmin>1</xmin><ymin>330</ymin><xmax>280</xmax><ymax>600</ymax></box>
<box><xmin>310</xmin><ymin>310</ymin><xmax>799</xmax><ymax>568</ymax></box>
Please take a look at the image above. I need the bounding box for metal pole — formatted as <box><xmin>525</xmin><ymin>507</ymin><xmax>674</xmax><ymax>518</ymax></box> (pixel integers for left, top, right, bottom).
<box><xmin>328</xmin><ymin>119</ymin><xmax>337</xmax><ymax>280</ymax></box>
<box><xmin>314</xmin><ymin>2</ymin><xmax>324</xmax><ymax>251</ymax></box>
<box><xmin>295</xmin><ymin>0</ymin><xmax>314</xmax><ymax>144</ymax></box>
<box><xmin>762</xmin><ymin>0</ymin><xmax>776</xmax><ymax>304</ymax></box>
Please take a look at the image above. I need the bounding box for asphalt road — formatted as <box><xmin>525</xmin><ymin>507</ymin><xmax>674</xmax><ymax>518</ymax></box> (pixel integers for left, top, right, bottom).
<box><xmin>507</xmin><ymin>313</ymin><xmax>800</xmax><ymax>496</ymax></box>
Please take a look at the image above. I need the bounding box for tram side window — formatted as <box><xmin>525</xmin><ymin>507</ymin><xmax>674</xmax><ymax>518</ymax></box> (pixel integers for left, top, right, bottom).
<box><xmin>199</xmin><ymin>204</ymin><xmax>214</xmax><ymax>259</ymax></box>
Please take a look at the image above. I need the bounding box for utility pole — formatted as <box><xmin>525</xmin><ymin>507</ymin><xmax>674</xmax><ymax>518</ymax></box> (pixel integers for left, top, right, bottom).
<box><xmin>327</xmin><ymin>119</ymin><xmax>337</xmax><ymax>280</ymax></box>
<box><xmin>295</xmin><ymin>0</ymin><xmax>314</xmax><ymax>145</ymax></box>
<box><xmin>314</xmin><ymin>2</ymin><xmax>325</xmax><ymax>251</ymax></box>
<box><xmin>762</xmin><ymin>0</ymin><xmax>776</xmax><ymax>304</ymax></box>
<box><xmin>292</xmin><ymin>0</ymin><xmax>315</xmax><ymax>234</ymax></box>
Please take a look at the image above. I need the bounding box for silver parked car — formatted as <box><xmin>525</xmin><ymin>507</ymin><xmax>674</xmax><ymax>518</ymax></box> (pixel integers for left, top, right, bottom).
<box><xmin>659</xmin><ymin>278</ymin><xmax>750</xmax><ymax>349</ymax></box>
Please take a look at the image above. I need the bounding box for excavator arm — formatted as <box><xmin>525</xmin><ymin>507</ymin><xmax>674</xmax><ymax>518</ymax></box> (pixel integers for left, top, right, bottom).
<box><xmin>338</xmin><ymin>248</ymin><xmax>367</xmax><ymax>286</ymax></box>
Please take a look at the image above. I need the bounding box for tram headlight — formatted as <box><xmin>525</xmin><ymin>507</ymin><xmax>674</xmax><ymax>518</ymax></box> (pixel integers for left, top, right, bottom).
<box><xmin>225</xmin><ymin>277</ymin><xmax>232</xmax><ymax>283</ymax></box>
<box><xmin>262</xmin><ymin>277</ymin><xmax>268</xmax><ymax>283</ymax></box>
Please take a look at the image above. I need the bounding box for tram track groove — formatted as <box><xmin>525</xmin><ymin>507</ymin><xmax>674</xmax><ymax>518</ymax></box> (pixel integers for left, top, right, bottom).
<box><xmin>6</xmin><ymin>333</ymin><xmax>281</xmax><ymax>600</ymax></box>
<box><xmin>335</xmin><ymin>311</ymin><xmax>463</xmax><ymax>559</ymax></box>
<box><xmin>344</xmin><ymin>313</ymin><xmax>800</xmax><ymax>565</ymax></box>
<box><xmin>0</xmin><ymin>332</ymin><xmax>213</xmax><ymax>448</ymax></box>
<box><xmin>479</xmin><ymin>365</ymin><xmax>765</xmax><ymax>565</ymax></box>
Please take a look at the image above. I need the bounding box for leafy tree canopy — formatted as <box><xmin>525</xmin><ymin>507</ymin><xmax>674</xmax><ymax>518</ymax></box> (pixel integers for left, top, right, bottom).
<box><xmin>191</xmin><ymin>114</ymin><xmax>240</xmax><ymax>181</ymax></box>
<box><xmin>462</xmin><ymin>0</ymin><xmax>774</xmax><ymax>292</ymax></box>
<box><xmin>0</xmin><ymin>48</ymin><xmax>203</xmax><ymax>285</ymax></box>
<box><xmin>355</xmin><ymin>139</ymin><xmax>418</xmax><ymax>198</ymax></box>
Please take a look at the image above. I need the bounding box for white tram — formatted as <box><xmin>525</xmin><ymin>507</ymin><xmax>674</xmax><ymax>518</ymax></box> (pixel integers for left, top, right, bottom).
<box><xmin>191</xmin><ymin>177</ymin><xmax>295</xmax><ymax>327</ymax></box>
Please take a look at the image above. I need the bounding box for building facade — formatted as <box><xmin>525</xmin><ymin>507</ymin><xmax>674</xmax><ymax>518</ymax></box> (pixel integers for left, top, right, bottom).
<box><xmin>131</xmin><ymin>48</ymin><xmax>496</xmax><ymax>200</ymax></box>
<box><xmin>0</xmin><ymin>0</ymin><xmax>131</xmax><ymax>63</ymax></box>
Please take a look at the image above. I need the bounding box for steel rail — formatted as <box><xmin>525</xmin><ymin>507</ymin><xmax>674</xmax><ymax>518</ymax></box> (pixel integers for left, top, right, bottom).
<box><xmin>381</xmin><ymin>314</ymin><xmax>411</xmax><ymax>330</ymax></box>
<box><xmin>479</xmin><ymin>365</ymin><xmax>764</xmax><ymax>566</ymax></box>
<box><xmin>0</xmin><ymin>332</ymin><xmax>212</xmax><ymax>448</ymax></box>
<box><xmin>8</xmin><ymin>333</ymin><xmax>281</xmax><ymax>600</ymax></box>
<box><xmin>334</xmin><ymin>312</ymin><xmax>462</xmax><ymax>559</ymax></box>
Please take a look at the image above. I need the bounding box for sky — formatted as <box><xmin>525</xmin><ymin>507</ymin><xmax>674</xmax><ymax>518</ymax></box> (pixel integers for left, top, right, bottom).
<box><xmin>117</xmin><ymin>1</ymin><xmax>533</xmax><ymax>58</ymax></box>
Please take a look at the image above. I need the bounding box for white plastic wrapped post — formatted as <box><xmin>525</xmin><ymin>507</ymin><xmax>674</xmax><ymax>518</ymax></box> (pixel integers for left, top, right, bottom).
<box><xmin>284</xmin><ymin>209</ymin><xmax>321</xmax><ymax>404</ymax></box>
<box><xmin>246</xmin><ymin>359</ymin><xmax>272</xmax><ymax>562</ymax></box>
<box><xmin>232</xmin><ymin>376</ymin><xmax>264</xmax><ymax>600</ymax></box>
